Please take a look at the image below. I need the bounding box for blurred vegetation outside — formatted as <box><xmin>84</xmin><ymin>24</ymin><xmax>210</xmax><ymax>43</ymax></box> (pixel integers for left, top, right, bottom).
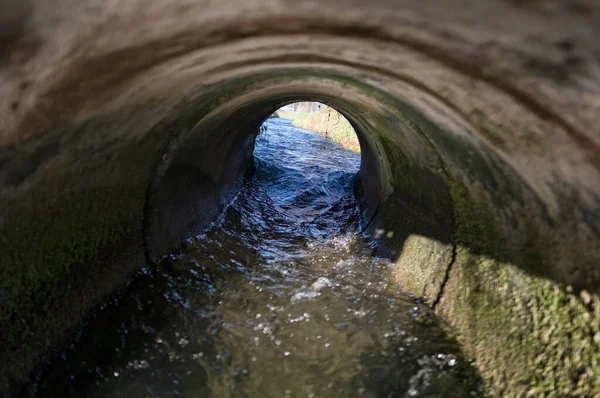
<box><xmin>276</xmin><ymin>106</ymin><xmax>361</xmax><ymax>153</ymax></box>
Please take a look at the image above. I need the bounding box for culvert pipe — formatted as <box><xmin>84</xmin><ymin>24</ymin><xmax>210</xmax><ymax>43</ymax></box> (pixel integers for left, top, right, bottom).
<box><xmin>1</xmin><ymin>0</ymin><xmax>599</xmax><ymax>396</ymax></box>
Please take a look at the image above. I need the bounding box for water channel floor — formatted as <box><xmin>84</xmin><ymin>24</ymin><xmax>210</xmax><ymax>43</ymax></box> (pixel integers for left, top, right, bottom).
<box><xmin>35</xmin><ymin>118</ymin><xmax>483</xmax><ymax>397</ymax></box>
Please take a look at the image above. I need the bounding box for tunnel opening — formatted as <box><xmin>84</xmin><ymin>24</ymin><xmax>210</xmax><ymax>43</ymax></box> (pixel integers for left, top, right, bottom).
<box><xmin>253</xmin><ymin>102</ymin><xmax>361</xmax><ymax>223</ymax></box>
<box><xmin>32</xmin><ymin>97</ymin><xmax>485</xmax><ymax>397</ymax></box>
<box><xmin>142</xmin><ymin>83</ymin><xmax>395</xmax><ymax>266</ymax></box>
<box><xmin>25</xmin><ymin>76</ymin><xmax>468</xmax><ymax>396</ymax></box>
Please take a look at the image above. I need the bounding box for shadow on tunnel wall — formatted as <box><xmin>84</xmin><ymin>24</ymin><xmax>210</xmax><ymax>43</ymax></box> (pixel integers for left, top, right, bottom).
<box><xmin>357</xmin><ymin>89</ymin><xmax>599</xmax><ymax>298</ymax></box>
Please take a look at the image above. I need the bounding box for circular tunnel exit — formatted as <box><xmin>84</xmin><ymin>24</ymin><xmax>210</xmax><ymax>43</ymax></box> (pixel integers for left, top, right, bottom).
<box><xmin>253</xmin><ymin>102</ymin><xmax>360</xmax><ymax>222</ymax></box>
<box><xmin>35</xmin><ymin>98</ymin><xmax>484</xmax><ymax>397</ymax></box>
<box><xmin>75</xmin><ymin>77</ymin><xmax>470</xmax><ymax>394</ymax></box>
<box><xmin>143</xmin><ymin>74</ymin><xmax>455</xmax><ymax>266</ymax></box>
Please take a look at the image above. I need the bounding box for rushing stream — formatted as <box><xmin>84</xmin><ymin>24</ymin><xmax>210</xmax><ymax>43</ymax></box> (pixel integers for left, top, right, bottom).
<box><xmin>34</xmin><ymin>117</ymin><xmax>483</xmax><ymax>397</ymax></box>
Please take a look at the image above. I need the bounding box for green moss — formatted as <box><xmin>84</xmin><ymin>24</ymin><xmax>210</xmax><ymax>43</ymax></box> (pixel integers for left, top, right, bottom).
<box><xmin>0</xmin><ymin>187</ymin><xmax>141</xmax><ymax>318</ymax></box>
<box><xmin>524</xmin><ymin>278</ymin><xmax>600</xmax><ymax>395</ymax></box>
<box><xmin>0</xmin><ymin>181</ymin><xmax>146</xmax><ymax>390</ymax></box>
<box><xmin>378</xmin><ymin>135</ymin><xmax>419</xmax><ymax>199</ymax></box>
<box><xmin>439</xmin><ymin>176</ymin><xmax>600</xmax><ymax>396</ymax></box>
<box><xmin>318</xmin><ymin>69</ymin><xmax>600</xmax><ymax>397</ymax></box>
<box><xmin>380</xmin><ymin>99</ymin><xmax>600</xmax><ymax>396</ymax></box>
<box><xmin>445</xmin><ymin>174</ymin><xmax>505</xmax><ymax>258</ymax></box>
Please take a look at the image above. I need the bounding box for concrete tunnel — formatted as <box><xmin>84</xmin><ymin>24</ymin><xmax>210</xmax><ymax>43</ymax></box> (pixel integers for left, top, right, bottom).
<box><xmin>1</xmin><ymin>0</ymin><xmax>599</xmax><ymax>396</ymax></box>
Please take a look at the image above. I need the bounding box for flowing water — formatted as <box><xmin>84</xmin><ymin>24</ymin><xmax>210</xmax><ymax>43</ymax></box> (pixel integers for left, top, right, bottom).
<box><xmin>34</xmin><ymin>118</ymin><xmax>483</xmax><ymax>397</ymax></box>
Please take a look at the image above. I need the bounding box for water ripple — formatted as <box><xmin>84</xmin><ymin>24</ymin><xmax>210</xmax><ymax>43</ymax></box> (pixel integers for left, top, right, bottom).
<box><xmin>35</xmin><ymin>117</ymin><xmax>483</xmax><ymax>398</ymax></box>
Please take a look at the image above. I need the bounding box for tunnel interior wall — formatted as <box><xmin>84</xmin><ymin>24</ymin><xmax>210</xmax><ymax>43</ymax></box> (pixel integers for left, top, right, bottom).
<box><xmin>144</xmin><ymin>74</ymin><xmax>396</xmax><ymax>262</ymax></box>
<box><xmin>363</xmin><ymin>77</ymin><xmax>600</xmax><ymax>395</ymax></box>
<box><xmin>1</xmin><ymin>1</ymin><xmax>600</xmax><ymax>396</ymax></box>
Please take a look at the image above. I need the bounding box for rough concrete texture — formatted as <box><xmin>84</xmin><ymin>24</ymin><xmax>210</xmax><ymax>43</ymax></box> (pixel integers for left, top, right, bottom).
<box><xmin>1</xmin><ymin>0</ymin><xmax>599</xmax><ymax>396</ymax></box>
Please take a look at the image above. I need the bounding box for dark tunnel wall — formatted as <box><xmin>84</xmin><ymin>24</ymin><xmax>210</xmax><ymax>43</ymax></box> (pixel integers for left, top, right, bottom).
<box><xmin>1</xmin><ymin>1</ymin><xmax>599</xmax><ymax>396</ymax></box>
